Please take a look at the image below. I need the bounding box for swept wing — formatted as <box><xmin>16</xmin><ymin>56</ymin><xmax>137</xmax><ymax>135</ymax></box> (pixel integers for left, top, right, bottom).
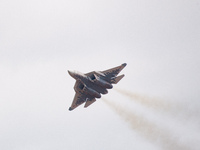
<box><xmin>69</xmin><ymin>81</ymin><xmax>97</xmax><ymax>110</ymax></box>
<box><xmin>69</xmin><ymin>81</ymin><xmax>88</xmax><ymax>110</ymax></box>
<box><xmin>85</xmin><ymin>63</ymin><xmax>126</xmax><ymax>83</ymax></box>
<box><xmin>101</xmin><ymin>63</ymin><xmax>127</xmax><ymax>78</ymax></box>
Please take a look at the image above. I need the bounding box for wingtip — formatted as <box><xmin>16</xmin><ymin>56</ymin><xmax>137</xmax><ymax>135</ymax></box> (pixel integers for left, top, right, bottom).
<box><xmin>122</xmin><ymin>63</ymin><xmax>127</xmax><ymax>67</ymax></box>
<box><xmin>69</xmin><ymin>107</ymin><xmax>73</xmax><ymax>111</ymax></box>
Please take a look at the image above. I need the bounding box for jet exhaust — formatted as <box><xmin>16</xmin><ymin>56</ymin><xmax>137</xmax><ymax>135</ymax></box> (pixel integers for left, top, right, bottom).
<box><xmin>114</xmin><ymin>88</ymin><xmax>171</xmax><ymax>112</ymax></box>
<box><xmin>102</xmin><ymin>98</ymin><xmax>190</xmax><ymax>150</ymax></box>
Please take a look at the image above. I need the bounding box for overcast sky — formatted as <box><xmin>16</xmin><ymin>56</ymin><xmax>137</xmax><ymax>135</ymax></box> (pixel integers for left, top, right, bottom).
<box><xmin>0</xmin><ymin>0</ymin><xmax>200</xmax><ymax>150</ymax></box>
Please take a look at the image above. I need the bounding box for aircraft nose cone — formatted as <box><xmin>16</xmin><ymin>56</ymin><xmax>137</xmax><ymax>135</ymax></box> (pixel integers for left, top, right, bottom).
<box><xmin>68</xmin><ymin>70</ymin><xmax>74</xmax><ymax>77</ymax></box>
<box><xmin>68</xmin><ymin>70</ymin><xmax>79</xmax><ymax>80</ymax></box>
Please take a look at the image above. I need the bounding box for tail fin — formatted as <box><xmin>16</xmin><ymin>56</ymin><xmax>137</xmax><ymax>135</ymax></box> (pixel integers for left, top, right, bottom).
<box><xmin>84</xmin><ymin>98</ymin><xmax>96</xmax><ymax>108</ymax></box>
<box><xmin>111</xmin><ymin>74</ymin><xmax>125</xmax><ymax>84</ymax></box>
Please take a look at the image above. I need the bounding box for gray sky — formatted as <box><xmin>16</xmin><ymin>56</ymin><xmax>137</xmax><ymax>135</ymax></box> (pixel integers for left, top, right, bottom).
<box><xmin>0</xmin><ymin>0</ymin><xmax>200</xmax><ymax>150</ymax></box>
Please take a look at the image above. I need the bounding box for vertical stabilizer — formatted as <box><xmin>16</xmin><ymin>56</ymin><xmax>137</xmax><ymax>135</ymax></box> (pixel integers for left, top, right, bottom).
<box><xmin>112</xmin><ymin>74</ymin><xmax>125</xmax><ymax>84</ymax></box>
<box><xmin>84</xmin><ymin>98</ymin><xmax>96</xmax><ymax>108</ymax></box>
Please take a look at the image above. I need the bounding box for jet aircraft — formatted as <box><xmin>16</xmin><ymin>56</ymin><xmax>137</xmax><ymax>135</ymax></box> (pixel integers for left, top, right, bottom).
<box><xmin>68</xmin><ymin>63</ymin><xmax>127</xmax><ymax>111</ymax></box>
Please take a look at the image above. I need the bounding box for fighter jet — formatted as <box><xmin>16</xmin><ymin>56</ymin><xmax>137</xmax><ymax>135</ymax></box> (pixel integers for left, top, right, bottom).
<box><xmin>68</xmin><ymin>63</ymin><xmax>127</xmax><ymax>111</ymax></box>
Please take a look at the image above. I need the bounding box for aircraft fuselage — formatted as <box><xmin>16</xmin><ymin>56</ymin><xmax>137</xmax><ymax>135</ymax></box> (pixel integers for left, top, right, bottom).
<box><xmin>68</xmin><ymin>70</ymin><xmax>109</xmax><ymax>97</ymax></box>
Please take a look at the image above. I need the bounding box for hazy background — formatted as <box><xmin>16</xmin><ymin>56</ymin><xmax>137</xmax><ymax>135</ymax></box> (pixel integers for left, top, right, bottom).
<box><xmin>0</xmin><ymin>0</ymin><xmax>200</xmax><ymax>150</ymax></box>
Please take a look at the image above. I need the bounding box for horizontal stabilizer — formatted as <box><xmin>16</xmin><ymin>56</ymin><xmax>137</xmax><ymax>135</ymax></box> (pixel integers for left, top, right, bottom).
<box><xmin>112</xmin><ymin>74</ymin><xmax>125</xmax><ymax>84</ymax></box>
<box><xmin>84</xmin><ymin>98</ymin><xmax>96</xmax><ymax>108</ymax></box>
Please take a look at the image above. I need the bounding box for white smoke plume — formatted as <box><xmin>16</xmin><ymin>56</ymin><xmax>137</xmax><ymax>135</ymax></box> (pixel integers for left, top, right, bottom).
<box><xmin>102</xmin><ymin>98</ymin><xmax>191</xmax><ymax>150</ymax></box>
<box><xmin>114</xmin><ymin>88</ymin><xmax>200</xmax><ymax>126</ymax></box>
<box><xmin>114</xmin><ymin>88</ymin><xmax>171</xmax><ymax>111</ymax></box>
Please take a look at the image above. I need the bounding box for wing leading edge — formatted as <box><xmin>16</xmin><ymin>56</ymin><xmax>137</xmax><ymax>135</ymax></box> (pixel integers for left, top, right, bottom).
<box><xmin>101</xmin><ymin>63</ymin><xmax>127</xmax><ymax>78</ymax></box>
<box><xmin>69</xmin><ymin>92</ymin><xmax>87</xmax><ymax>111</ymax></box>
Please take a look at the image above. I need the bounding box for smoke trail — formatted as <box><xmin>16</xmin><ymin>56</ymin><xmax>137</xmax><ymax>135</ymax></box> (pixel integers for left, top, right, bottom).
<box><xmin>115</xmin><ymin>88</ymin><xmax>171</xmax><ymax>111</ymax></box>
<box><xmin>103</xmin><ymin>98</ymin><xmax>190</xmax><ymax>150</ymax></box>
<box><xmin>114</xmin><ymin>88</ymin><xmax>200</xmax><ymax>124</ymax></box>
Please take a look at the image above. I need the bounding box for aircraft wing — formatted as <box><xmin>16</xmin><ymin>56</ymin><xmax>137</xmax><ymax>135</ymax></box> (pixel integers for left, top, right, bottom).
<box><xmin>85</xmin><ymin>63</ymin><xmax>126</xmax><ymax>84</ymax></box>
<box><xmin>70</xmin><ymin>92</ymin><xmax>97</xmax><ymax>110</ymax></box>
<box><xmin>85</xmin><ymin>63</ymin><xmax>127</xmax><ymax>78</ymax></box>
<box><xmin>69</xmin><ymin>81</ymin><xmax>88</xmax><ymax>110</ymax></box>
<box><xmin>69</xmin><ymin>80</ymin><xmax>97</xmax><ymax>110</ymax></box>
<box><xmin>101</xmin><ymin>63</ymin><xmax>127</xmax><ymax>78</ymax></box>
<box><xmin>70</xmin><ymin>92</ymin><xmax>86</xmax><ymax>109</ymax></box>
